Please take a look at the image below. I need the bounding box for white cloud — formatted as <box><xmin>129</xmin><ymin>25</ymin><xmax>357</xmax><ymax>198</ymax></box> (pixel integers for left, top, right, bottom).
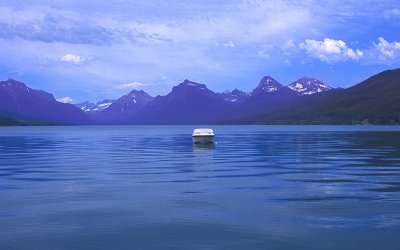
<box><xmin>223</xmin><ymin>41</ymin><xmax>235</xmax><ymax>48</ymax></box>
<box><xmin>114</xmin><ymin>81</ymin><xmax>150</xmax><ymax>90</ymax></box>
<box><xmin>373</xmin><ymin>37</ymin><xmax>400</xmax><ymax>63</ymax></box>
<box><xmin>57</xmin><ymin>96</ymin><xmax>74</xmax><ymax>103</ymax></box>
<box><xmin>61</xmin><ymin>53</ymin><xmax>87</xmax><ymax>64</ymax></box>
<box><xmin>299</xmin><ymin>38</ymin><xmax>363</xmax><ymax>63</ymax></box>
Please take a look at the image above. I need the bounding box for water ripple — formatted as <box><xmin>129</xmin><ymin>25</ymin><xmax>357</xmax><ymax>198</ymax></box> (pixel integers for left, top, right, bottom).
<box><xmin>1</xmin><ymin>125</ymin><xmax>400</xmax><ymax>249</ymax></box>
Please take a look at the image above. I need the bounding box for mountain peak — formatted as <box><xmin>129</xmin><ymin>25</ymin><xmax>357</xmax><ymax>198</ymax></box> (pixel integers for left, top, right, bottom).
<box><xmin>1</xmin><ymin>78</ymin><xmax>27</xmax><ymax>88</ymax></box>
<box><xmin>231</xmin><ymin>88</ymin><xmax>246</xmax><ymax>95</ymax></box>
<box><xmin>288</xmin><ymin>77</ymin><xmax>332</xmax><ymax>95</ymax></box>
<box><xmin>128</xmin><ymin>89</ymin><xmax>147</xmax><ymax>95</ymax></box>
<box><xmin>172</xmin><ymin>79</ymin><xmax>209</xmax><ymax>93</ymax></box>
<box><xmin>94</xmin><ymin>89</ymin><xmax>154</xmax><ymax>123</ymax></box>
<box><xmin>252</xmin><ymin>76</ymin><xmax>283</xmax><ymax>94</ymax></box>
<box><xmin>124</xmin><ymin>89</ymin><xmax>153</xmax><ymax>100</ymax></box>
<box><xmin>0</xmin><ymin>79</ymin><xmax>88</xmax><ymax>124</ymax></box>
<box><xmin>260</xmin><ymin>75</ymin><xmax>275</xmax><ymax>81</ymax></box>
<box><xmin>180</xmin><ymin>79</ymin><xmax>205</xmax><ymax>87</ymax></box>
<box><xmin>0</xmin><ymin>78</ymin><xmax>48</xmax><ymax>99</ymax></box>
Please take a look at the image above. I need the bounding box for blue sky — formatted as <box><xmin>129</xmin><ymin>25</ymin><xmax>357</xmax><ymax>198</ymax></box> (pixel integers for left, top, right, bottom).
<box><xmin>0</xmin><ymin>0</ymin><xmax>399</xmax><ymax>103</ymax></box>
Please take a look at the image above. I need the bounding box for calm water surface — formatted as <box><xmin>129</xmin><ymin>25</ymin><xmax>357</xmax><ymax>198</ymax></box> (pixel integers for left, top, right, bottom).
<box><xmin>1</xmin><ymin>125</ymin><xmax>400</xmax><ymax>249</ymax></box>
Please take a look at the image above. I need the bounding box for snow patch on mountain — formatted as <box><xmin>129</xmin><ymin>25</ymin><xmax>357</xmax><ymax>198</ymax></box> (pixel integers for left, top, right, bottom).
<box><xmin>288</xmin><ymin>77</ymin><xmax>333</xmax><ymax>95</ymax></box>
<box><xmin>219</xmin><ymin>89</ymin><xmax>250</xmax><ymax>103</ymax></box>
<box><xmin>75</xmin><ymin>99</ymin><xmax>115</xmax><ymax>112</ymax></box>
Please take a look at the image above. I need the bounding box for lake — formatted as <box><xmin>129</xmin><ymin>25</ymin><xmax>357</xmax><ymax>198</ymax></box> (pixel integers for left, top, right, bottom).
<box><xmin>1</xmin><ymin>125</ymin><xmax>400</xmax><ymax>249</ymax></box>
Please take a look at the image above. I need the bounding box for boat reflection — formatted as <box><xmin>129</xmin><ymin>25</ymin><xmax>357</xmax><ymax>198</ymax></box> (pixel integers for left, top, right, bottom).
<box><xmin>193</xmin><ymin>142</ymin><xmax>215</xmax><ymax>151</ymax></box>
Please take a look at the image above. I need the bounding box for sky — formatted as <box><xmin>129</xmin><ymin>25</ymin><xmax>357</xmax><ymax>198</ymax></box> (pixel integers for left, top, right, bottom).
<box><xmin>0</xmin><ymin>0</ymin><xmax>399</xmax><ymax>103</ymax></box>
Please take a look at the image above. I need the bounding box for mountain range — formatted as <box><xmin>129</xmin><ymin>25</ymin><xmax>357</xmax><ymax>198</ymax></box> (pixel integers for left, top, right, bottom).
<box><xmin>1</xmin><ymin>68</ymin><xmax>399</xmax><ymax>125</ymax></box>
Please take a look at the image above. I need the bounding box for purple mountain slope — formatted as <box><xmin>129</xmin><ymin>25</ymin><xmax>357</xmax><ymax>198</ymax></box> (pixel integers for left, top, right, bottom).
<box><xmin>131</xmin><ymin>79</ymin><xmax>231</xmax><ymax>124</ymax></box>
<box><xmin>0</xmin><ymin>79</ymin><xmax>89</xmax><ymax>124</ymax></box>
<box><xmin>288</xmin><ymin>77</ymin><xmax>333</xmax><ymax>95</ymax></box>
<box><xmin>95</xmin><ymin>90</ymin><xmax>154</xmax><ymax>124</ymax></box>
<box><xmin>230</xmin><ymin>68</ymin><xmax>400</xmax><ymax>124</ymax></box>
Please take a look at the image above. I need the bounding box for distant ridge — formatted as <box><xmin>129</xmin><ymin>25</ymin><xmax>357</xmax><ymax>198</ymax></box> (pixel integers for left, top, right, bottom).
<box><xmin>0</xmin><ymin>68</ymin><xmax>398</xmax><ymax>125</ymax></box>
<box><xmin>219</xmin><ymin>89</ymin><xmax>250</xmax><ymax>103</ymax></box>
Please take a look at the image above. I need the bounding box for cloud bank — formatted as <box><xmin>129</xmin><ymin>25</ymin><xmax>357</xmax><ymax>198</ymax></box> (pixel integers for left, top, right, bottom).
<box><xmin>0</xmin><ymin>0</ymin><xmax>399</xmax><ymax>101</ymax></box>
<box><xmin>299</xmin><ymin>38</ymin><xmax>363</xmax><ymax>63</ymax></box>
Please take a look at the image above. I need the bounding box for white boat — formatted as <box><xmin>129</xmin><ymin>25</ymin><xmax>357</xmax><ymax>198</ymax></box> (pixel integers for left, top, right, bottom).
<box><xmin>192</xmin><ymin>128</ymin><xmax>215</xmax><ymax>144</ymax></box>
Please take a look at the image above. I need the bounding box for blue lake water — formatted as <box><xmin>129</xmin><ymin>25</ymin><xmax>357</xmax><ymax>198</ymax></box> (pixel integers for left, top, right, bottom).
<box><xmin>1</xmin><ymin>125</ymin><xmax>400</xmax><ymax>249</ymax></box>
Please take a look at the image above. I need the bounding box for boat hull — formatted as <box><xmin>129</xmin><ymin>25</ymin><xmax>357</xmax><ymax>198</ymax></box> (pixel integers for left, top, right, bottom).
<box><xmin>192</xmin><ymin>135</ymin><xmax>214</xmax><ymax>144</ymax></box>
